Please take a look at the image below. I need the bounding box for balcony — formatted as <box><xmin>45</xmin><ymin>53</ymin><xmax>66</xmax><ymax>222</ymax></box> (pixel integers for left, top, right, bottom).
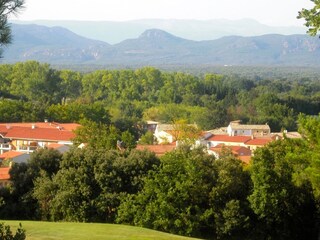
<box><xmin>0</xmin><ymin>143</ymin><xmax>12</xmax><ymax>154</ymax></box>
<box><xmin>17</xmin><ymin>145</ymin><xmax>38</xmax><ymax>153</ymax></box>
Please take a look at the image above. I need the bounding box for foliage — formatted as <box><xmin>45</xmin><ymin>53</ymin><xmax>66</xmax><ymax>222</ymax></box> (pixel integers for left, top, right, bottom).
<box><xmin>138</xmin><ymin>131</ymin><xmax>155</xmax><ymax>145</ymax></box>
<box><xmin>171</xmin><ymin>119</ymin><xmax>201</xmax><ymax>146</ymax></box>
<box><xmin>0</xmin><ymin>62</ymin><xmax>319</xmax><ymax>132</ymax></box>
<box><xmin>46</xmin><ymin>102</ymin><xmax>111</xmax><ymax>124</ymax></box>
<box><xmin>117</xmin><ymin>149</ymin><xmax>252</xmax><ymax>239</ymax></box>
<box><xmin>34</xmin><ymin>148</ymin><xmax>159</xmax><ymax>222</ymax></box>
<box><xmin>208</xmin><ymin>157</ymin><xmax>252</xmax><ymax>239</ymax></box>
<box><xmin>298</xmin><ymin>114</ymin><xmax>320</xmax><ymax>198</ymax></box>
<box><xmin>248</xmin><ymin>139</ymin><xmax>317</xmax><ymax>239</ymax></box>
<box><xmin>0</xmin><ymin>63</ymin><xmax>320</xmax><ymax>239</ymax></box>
<box><xmin>72</xmin><ymin>119</ymin><xmax>121</xmax><ymax>149</ymax></box>
<box><xmin>117</xmin><ymin>148</ymin><xmax>216</xmax><ymax>238</ymax></box>
<box><xmin>298</xmin><ymin>0</ymin><xmax>320</xmax><ymax>36</ymax></box>
<box><xmin>0</xmin><ymin>0</ymin><xmax>24</xmax><ymax>57</ymax></box>
<box><xmin>0</xmin><ymin>222</ymin><xmax>25</xmax><ymax>240</ymax></box>
<box><xmin>0</xmin><ymin>148</ymin><xmax>62</xmax><ymax>219</ymax></box>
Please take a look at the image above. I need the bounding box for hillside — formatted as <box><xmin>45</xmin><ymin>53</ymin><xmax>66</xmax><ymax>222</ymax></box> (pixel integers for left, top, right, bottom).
<box><xmin>1</xmin><ymin>24</ymin><xmax>320</xmax><ymax>67</ymax></box>
<box><xmin>11</xmin><ymin>19</ymin><xmax>306</xmax><ymax>44</ymax></box>
<box><xmin>3</xmin><ymin>24</ymin><xmax>110</xmax><ymax>63</ymax></box>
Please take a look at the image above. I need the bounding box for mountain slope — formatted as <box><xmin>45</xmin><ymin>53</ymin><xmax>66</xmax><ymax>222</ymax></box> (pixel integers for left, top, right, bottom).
<box><xmin>3</xmin><ymin>24</ymin><xmax>110</xmax><ymax>63</ymax></box>
<box><xmin>11</xmin><ymin>19</ymin><xmax>306</xmax><ymax>44</ymax></box>
<box><xmin>1</xmin><ymin>24</ymin><xmax>320</xmax><ymax>67</ymax></box>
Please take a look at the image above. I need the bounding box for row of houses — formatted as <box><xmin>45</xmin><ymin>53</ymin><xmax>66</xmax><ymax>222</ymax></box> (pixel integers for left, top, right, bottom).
<box><xmin>138</xmin><ymin>120</ymin><xmax>301</xmax><ymax>164</ymax></box>
<box><xmin>0</xmin><ymin>119</ymin><xmax>302</xmax><ymax>186</ymax></box>
<box><xmin>0</xmin><ymin>121</ymin><xmax>80</xmax><ymax>187</ymax></box>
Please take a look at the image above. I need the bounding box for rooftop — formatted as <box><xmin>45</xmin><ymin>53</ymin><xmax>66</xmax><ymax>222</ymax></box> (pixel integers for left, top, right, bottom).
<box><xmin>0</xmin><ymin>151</ymin><xmax>26</xmax><ymax>160</ymax></box>
<box><xmin>207</xmin><ymin>135</ymin><xmax>252</xmax><ymax>143</ymax></box>
<box><xmin>0</xmin><ymin>122</ymin><xmax>80</xmax><ymax>142</ymax></box>
<box><xmin>0</xmin><ymin>167</ymin><xmax>10</xmax><ymax>180</ymax></box>
<box><xmin>136</xmin><ymin>143</ymin><xmax>176</xmax><ymax>156</ymax></box>
<box><xmin>229</xmin><ymin>123</ymin><xmax>270</xmax><ymax>130</ymax></box>
<box><xmin>246</xmin><ymin>138</ymin><xmax>274</xmax><ymax>146</ymax></box>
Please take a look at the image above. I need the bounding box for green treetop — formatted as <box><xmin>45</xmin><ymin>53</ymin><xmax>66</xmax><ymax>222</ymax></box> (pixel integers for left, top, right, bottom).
<box><xmin>298</xmin><ymin>0</ymin><xmax>320</xmax><ymax>36</ymax></box>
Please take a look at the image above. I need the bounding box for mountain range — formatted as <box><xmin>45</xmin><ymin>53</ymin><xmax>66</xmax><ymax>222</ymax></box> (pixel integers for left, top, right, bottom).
<box><xmin>11</xmin><ymin>19</ymin><xmax>306</xmax><ymax>44</ymax></box>
<box><xmin>1</xmin><ymin>23</ymin><xmax>320</xmax><ymax>67</ymax></box>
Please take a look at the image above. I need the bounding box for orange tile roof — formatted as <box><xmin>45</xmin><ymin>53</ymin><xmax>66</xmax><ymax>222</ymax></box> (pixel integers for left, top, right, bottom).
<box><xmin>0</xmin><ymin>151</ymin><xmax>25</xmax><ymax>160</ymax></box>
<box><xmin>245</xmin><ymin>138</ymin><xmax>273</xmax><ymax>146</ymax></box>
<box><xmin>0</xmin><ymin>167</ymin><xmax>10</xmax><ymax>180</ymax></box>
<box><xmin>4</xmin><ymin>127</ymin><xmax>75</xmax><ymax>142</ymax></box>
<box><xmin>136</xmin><ymin>143</ymin><xmax>176</xmax><ymax>156</ymax></box>
<box><xmin>0</xmin><ymin>122</ymin><xmax>80</xmax><ymax>131</ymax></box>
<box><xmin>210</xmin><ymin>145</ymin><xmax>251</xmax><ymax>156</ymax></box>
<box><xmin>47</xmin><ymin>143</ymin><xmax>65</xmax><ymax>149</ymax></box>
<box><xmin>0</xmin><ymin>125</ymin><xmax>10</xmax><ymax>136</ymax></box>
<box><xmin>238</xmin><ymin>155</ymin><xmax>252</xmax><ymax>164</ymax></box>
<box><xmin>207</xmin><ymin>135</ymin><xmax>252</xmax><ymax>143</ymax></box>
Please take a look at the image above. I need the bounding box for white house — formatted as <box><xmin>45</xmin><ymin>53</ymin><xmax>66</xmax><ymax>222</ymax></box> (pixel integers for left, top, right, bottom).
<box><xmin>227</xmin><ymin>121</ymin><xmax>271</xmax><ymax>137</ymax></box>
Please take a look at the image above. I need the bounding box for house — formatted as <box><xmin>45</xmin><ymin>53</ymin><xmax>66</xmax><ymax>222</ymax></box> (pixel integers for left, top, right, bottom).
<box><xmin>154</xmin><ymin>123</ymin><xmax>199</xmax><ymax>144</ymax></box>
<box><xmin>154</xmin><ymin>124</ymin><xmax>176</xmax><ymax>144</ymax></box>
<box><xmin>245</xmin><ymin>137</ymin><xmax>274</xmax><ymax>152</ymax></box>
<box><xmin>146</xmin><ymin>121</ymin><xmax>159</xmax><ymax>133</ymax></box>
<box><xmin>0</xmin><ymin>122</ymin><xmax>80</xmax><ymax>154</ymax></box>
<box><xmin>227</xmin><ymin>121</ymin><xmax>271</xmax><ymax>137</ymax></box>
<box><xmin>206</xmin><ymin>135</ymin><xmax>252</xmax><ymax>148</ymax></box>
<box><xmin>0</xmin><ymin>167</ymin><xmax>11</xmax><ymax>188</ymax></box>
<box><xmin>0</xmin><ymin>151</ymin><xmax>30</xmax><ymax>164</ymax></box>
<box><xmin>47</xmin><ymin>143</ymin><xmax>71</xmax><ymax>154</ymax></box>
<box><xmin>136</xmin><ymin>142</ymin><xmax>176</xmax><ymax>156</ymax></box>
<box><xmin>208</xmin><ymin>144</ymin><xmax>252</xmax><ymax>163</ymax></box>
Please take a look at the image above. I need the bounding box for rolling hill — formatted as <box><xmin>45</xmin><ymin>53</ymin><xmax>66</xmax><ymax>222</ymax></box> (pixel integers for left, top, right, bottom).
<box><xmin>1</xmin><ymin>24</ymin><xmax>320</xmax><ymax>67</ymax></box>
<box><xmin>11</xmin><ymin>19</ymin><xmax>306</xmax><ymax>44</ymax></box>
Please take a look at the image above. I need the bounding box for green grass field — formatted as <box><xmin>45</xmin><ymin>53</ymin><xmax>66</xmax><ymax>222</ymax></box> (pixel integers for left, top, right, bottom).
<box><xmin>2</xmin><ymin>220</ymin><xmax>200</xmax><ymax>240</ymax></box>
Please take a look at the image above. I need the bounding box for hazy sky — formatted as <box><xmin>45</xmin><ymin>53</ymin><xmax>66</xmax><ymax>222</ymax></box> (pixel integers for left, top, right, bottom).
<box><xmin>12</xmin><ymin>0</ymin><xmax>313</xmax><ymax>26</ymax></box>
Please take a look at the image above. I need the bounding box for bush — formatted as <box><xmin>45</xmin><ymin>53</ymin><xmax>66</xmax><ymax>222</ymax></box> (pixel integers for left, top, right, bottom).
<box><xmin>0</xmin><ymin>222</ymin><xmax>26</xmax><ymax>240</ymax></box>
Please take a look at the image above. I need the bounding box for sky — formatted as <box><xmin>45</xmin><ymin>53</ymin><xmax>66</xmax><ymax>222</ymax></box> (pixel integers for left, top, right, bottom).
<box><xmin>12</xmin><ymin>0</ymin><xmax>313</xmax><ymax>27</ymax></box>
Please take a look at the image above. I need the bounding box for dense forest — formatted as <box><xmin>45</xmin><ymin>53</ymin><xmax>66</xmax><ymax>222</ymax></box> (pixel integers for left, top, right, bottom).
<box><xmin>0</xmin><ymin>61</ymin><xmax>319</xmax><ymax>134</ymax></box>
<box><xmin>0</xmin><ymin>61</ymin><xmax>320</xmax><ymax>239</ymax></box>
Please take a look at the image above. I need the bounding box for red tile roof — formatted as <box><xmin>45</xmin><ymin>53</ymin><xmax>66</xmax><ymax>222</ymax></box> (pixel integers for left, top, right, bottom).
<box><xmin>47</xmin><ymin>143</ymin><xmax>65</xmax><ymax>149</ymax></box>
<box><xmin>0</xmin><ymin>122</ymin><xmax>80</xmax><ymax>131</ymax></box>
<box><xmin>0</xmin><ymin>122</ymin><xmax>80</xmax><ymax>142</ymax></box>
<box><xmin>0</xmin><ymin>167</ymin><xmax>10</xmax><ymax>180</ymax></box>
<box><xmin>210</xmin><ymin>145</ymin><xmax>251</xmax><ymax>156</ymax></box>
<box><xmin>238</xmin><ymin>155</ymin><xmax>252</xmax><ymax>164</ymax></box>
<box><xmin>4</xmin><ymin>127</ymin><xmax>75</xmax><ymax>142</ymax></box>
<box><xmin>245</xmin><ymin>138</ymin><xmax>273</xmax><ymax>146</ymax></box>
<box><xmin>209</xmin><ymin>145</ymin><xmax>252</xmax><ymax>164</ymax></box>
<box><xmin>0</xmin><ymin>125</ymin><xmax>10</xmax><ymax>136</ymax></box>
<box><xmin>207</xmin><ymin>135</ymin><xmax>252</xmax><ymax>143</ymax></box>
<box><xmin>0</xmin><ymin>151</ymin><xmax>25</xmax><ymax>160</ymax></box>
<box><xmin>136</xmin><ymin>143</ymin><xmax>176</xmax><ymax>156</ymax></box>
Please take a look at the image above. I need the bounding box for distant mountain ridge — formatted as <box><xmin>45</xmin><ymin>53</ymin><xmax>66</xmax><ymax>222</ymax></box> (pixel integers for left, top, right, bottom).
<box><xmin>11</xmin><ymin>19</ymin><xmax>307</xmax><ymax>44</ymax></box>
<box><xmin>1</xmin><ymin>24</ymin><xmax>320</xmax><ymax>67</ymax></box>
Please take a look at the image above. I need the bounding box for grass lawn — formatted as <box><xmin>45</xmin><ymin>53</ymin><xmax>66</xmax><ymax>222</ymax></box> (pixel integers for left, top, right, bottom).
<box><xmin>2</xmin><ymin>220</ymin><xmax>200</xmax><ymax>240</ymax></box>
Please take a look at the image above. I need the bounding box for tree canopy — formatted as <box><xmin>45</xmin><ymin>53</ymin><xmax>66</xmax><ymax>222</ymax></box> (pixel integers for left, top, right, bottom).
<box><xmin>0</xmin><ymin>0</ymin><xmax>24</xmax><ymax>56</ymax></box>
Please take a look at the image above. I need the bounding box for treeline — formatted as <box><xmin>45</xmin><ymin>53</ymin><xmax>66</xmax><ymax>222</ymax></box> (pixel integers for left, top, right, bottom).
<box><xmin>0</xmin><ymin>115</ymin><xmax>319</xmax><ymax>239</ymax></box>
<box><xmin>0</xmin><ymin>61</ymin><xmax>319</xmax><ymax>134</ymax></box>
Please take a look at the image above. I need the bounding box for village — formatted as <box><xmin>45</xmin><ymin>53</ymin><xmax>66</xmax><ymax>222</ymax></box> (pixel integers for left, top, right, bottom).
<box><xmin>0</xmin><ymin>119</ymin><xmax>301</xmax><ymax>187</ymax></box>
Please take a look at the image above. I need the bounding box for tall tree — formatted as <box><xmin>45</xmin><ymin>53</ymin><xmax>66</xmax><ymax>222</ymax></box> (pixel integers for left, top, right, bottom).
<box><xmin>248</xmin><ymin>139</ymin><xmax>317</xmax><ymax>239</ymax></box>
<box><xmin>117</xmin><ymin>148</ymin><xmax>217</xmax><ymax>238</ymax></box>
<box><xmin>0</xmin><ymin>0</ymin><xmax>24</xmax><ymax>57</ymax></box>
<box><xmin>0</xmin><ymin>148</ymin><xmax>62</xmax><ymax>219</ymax></box>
